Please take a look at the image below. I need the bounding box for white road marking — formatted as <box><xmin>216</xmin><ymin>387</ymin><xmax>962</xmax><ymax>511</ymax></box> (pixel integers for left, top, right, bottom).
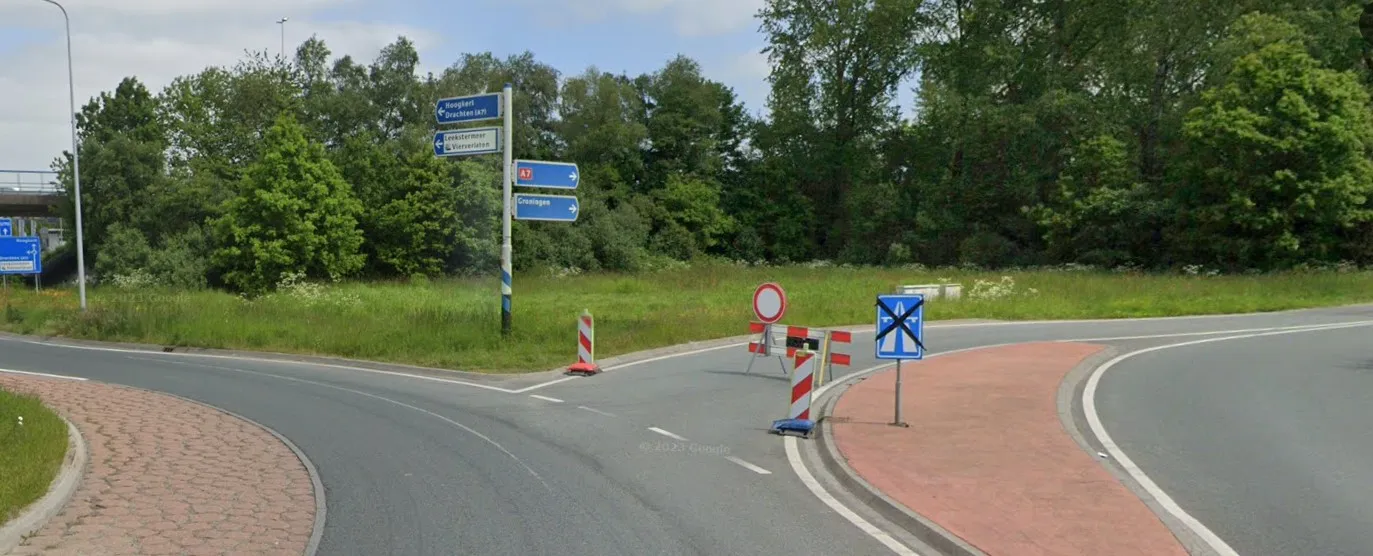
<box><xmin>784</xmin><ymin>436</ymin><xmax>922</xmax><ymax>555</ymax></box>
<box><xmin>1082</xmin><ymin>319</ymin><xmax>1373</xmax><ymax>556</ymax></box>
<box><xmin>577</xmin><ymin>406</ymin><xmax>616</xmax><ymax>417</ymax></box>
<box><xmin>529</xmin><ymin>394</ymin><xmax>563</xmax><ymax>403</ymax></box>
<box><xmin>511</xmin><ymin>376</ymin><xmax>579</xmax><ymax>393</ymax></box>
<box><xmin>0</xmin><ymin>368</ymin><xmax>88</xmax><ymax>381</ymax></box>
<box><xmin>724</xmin><ymin>456</ymin><xmax>772</xmax><ymax>475</ymax></box>
<box><xmin>128</xmin><ymin>356</ymin><xmax>554</xmax><ymax>491</ymax></box>
<box><xmin>1061</xmin><ymin>320</ymin><xmax>1373</xmax><ymax>342</ymax></box>
<box><xmin>647</xmin><ymin>427</ymin><xmax>688</xmax><ymax>441</ymax></box>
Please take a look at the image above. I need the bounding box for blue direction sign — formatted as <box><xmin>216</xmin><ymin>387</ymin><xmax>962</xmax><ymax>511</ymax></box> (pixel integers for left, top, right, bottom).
<box><xmin>513</xmin><ymin>193</ymin><xmax>579</xmax><ymax>222</ymax></box>
<box><xmin>433</xmin><ymin>127</ymin><xmax>501</xmax><ymax>157</ymax></box>
<box><xmin>0</xmin><ymin>218</ymin><xmax>10</xmax><ymax>237</ymax></box>
<box><xmin>875</xmin><ymin>294</ymin><xmax>925</xmax><ymax>360</ymax></box>
<box><xmin>0</xmin><ymin>236</ymin><xmax>41</xmax><ymax>275</ymax></box>
<box><xmin>514</xmin><ymin>160</ymin><xmax>579</xmax><ymax>190</ymax></box>
<box><xmin>435</xmin><ymin>92</ymin><xmax>501</xmax><ymax>124</ymax></box>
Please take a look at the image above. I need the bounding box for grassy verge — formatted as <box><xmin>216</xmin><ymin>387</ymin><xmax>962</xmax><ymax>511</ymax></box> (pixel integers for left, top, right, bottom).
<box><xmin>0</xmin><ymin>388</ymin><xmax>68</xmax><ymax>523</ymax></box>
<box><xmin>2</xmin><ymin>263</ymin><xmax>1373</xmax><ymax>372</ymax></box>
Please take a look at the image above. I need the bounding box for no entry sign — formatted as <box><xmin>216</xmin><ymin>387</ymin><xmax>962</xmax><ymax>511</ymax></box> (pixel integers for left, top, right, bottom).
<box><xmin>752</xmin><ymin>283</ymin><xmax>787</xmax><ymax>324</ymax></box>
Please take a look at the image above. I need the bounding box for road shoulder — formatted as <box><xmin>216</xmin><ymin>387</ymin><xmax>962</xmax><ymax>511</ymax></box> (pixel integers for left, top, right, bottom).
<box><xmin>810</xmin><ymin>342</ymin><xmax>1190</xmax><ymax>555</ymax></box>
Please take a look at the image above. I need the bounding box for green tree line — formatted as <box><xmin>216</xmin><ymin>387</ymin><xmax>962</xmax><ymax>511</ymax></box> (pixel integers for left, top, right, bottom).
<box><xmin>51</xmin><ymin>1</ymin><xmax>1373</xmax><ymax>294</ymax></box>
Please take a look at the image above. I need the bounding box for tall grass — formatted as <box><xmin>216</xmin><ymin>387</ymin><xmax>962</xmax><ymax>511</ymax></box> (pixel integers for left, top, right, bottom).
<box><xmin>3</xmin><ymin>262</ymin><xmax>1372</xmax><ymax>372</ymax></box>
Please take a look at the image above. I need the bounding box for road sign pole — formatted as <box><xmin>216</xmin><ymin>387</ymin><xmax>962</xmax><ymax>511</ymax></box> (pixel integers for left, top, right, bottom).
<box><xmin>500</xmin><ymin>83</ymin><xmax>514</xmax><ymax>337</ymax></box>
<box><xmin>893</xmin><ymin>360</ymin><xmax>906</xmax><ymax>427</ymax></box>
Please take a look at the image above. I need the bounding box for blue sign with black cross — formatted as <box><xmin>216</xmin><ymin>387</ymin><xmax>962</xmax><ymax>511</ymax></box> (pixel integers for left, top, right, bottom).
<box><xmin>875</xmin><ymin>294</ymin><xmax>924</xmax><ymax>360</ymax></box>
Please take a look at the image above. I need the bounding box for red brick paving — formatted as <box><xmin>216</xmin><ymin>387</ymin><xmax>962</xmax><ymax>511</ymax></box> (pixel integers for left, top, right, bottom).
<box><xmin>0</xmin><ymin>373</ymin><xmax>316</xmax><ymax>556</ymax></box>
<box><xmin>830</xmin><ymin>342</ymin><xmax>1188</xmax><ymax>556</ymax></box>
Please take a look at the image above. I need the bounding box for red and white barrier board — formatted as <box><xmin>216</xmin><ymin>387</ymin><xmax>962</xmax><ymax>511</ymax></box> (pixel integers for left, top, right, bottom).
<box><xmin>789</xmin><ymin>352</ymin><xmax>815</xmax><ymax>421</ymax></box>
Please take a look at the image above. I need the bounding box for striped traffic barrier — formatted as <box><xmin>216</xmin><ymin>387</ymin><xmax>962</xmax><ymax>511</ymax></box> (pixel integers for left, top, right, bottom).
<box><xmin>816</xmin><ymin>330</ymin><xmax>852</xmax><ymax>386</ymax></box>
<box><xmin>769</xmin><ymin>350</ymin><xmax>817</xmax><ymax>437</ymax></box>
<box><xmin>567</xmin><ymin>309</ymin><xmax>601</xmax><ymax>376</ymax></box>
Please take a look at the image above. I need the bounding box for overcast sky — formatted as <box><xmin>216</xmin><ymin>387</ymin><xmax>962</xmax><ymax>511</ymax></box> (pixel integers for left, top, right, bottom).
<box><xmin>0</xmin><ymin>0</ymin><xmax>913</xmax><ymax>172</ymax></box>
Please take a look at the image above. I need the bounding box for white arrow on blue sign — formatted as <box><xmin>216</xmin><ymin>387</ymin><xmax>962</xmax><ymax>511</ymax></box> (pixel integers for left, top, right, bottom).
<box><xmin>513</xmin><ymin>193</ymin><xmax>579</xmax><ymax>222</ymax></box>
<box><xmin>0</xmin><ymin>236</ymin><xmax>41</xmax><ymax>275</ymax></box>
<box><xmin>433</xmin><ymin>127</ymin><xmax>502</xmax><ymax>157</ymax></box>
<box><xmin>514</xmin><ymin>160</ymin><xmax>579</xmax><ymax>190</ymax></box>
<box><xmin>0</xmin><ymin>218</ymin><xmax>10</xmax><ymax>237</ymax></box>
<box><xmin>435</xmin><ymin>92</ymin><xmax>502</xmax><ymax>124</ymax></box>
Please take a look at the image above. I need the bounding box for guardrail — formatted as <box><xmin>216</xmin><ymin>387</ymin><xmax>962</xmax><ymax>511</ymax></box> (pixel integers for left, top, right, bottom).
<box><xmin>0</xmin><ymin>170</ymin><xmax>62</xmax><ymax>195</ymax></box>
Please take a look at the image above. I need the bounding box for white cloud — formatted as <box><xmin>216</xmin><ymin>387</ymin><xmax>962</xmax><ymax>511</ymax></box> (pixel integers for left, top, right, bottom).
<box><xmin>0</xmin><ymin>0</ymin><xmax>439</xmax><ymax>169</ymax></box>
<box><xmin>512</xmin><ymin>0</ymin><xmax>766</xmax><ymax>37</ymax></box>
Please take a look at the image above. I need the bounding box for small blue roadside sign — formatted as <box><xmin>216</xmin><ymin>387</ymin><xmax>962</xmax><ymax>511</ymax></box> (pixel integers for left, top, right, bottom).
<box><xmin>433</xmin><ymin>127</ymin><xmax>502</xmax><ymax>157</ymax></box>
<box><xmin>514</xmin><ymin>160</ymin><xmax>580</xmax><ymax>189</ymax></box>
<box><xmin>875</xmin><ymin>294</ymin><xmax>924</xmax><ymax>360</ymax></box>
<box><xmin>435</xmin><ymin>92</ymin><xmax>502</xmax><ymax>124</ymax></box>
<box><xmin>0</xmin><ymin>218</ymin><xmax>10</xmax><ymax>237</ymax></box>
<box><xmin>513</xmin><ymin>193</ymin><xmax>579</xmax><ymax>222</ymax></box>
<box><xmin>0</xmin><ymin>236</ymin><xmax>42</xmax><ymax>275</ymax></box>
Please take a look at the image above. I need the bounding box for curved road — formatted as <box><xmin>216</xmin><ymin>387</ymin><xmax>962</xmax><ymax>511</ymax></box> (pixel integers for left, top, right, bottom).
<box><xmin>2</xmin><ymin>303</ymin><xmax>1371</xmax><ymax>555</ymax></box>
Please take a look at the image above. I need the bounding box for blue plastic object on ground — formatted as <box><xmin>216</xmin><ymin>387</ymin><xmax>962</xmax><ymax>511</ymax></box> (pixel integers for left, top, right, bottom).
<box><xmin>770</xmin><ymin>418</ymin><xmax>815</xmax><ymax>437</ymax></box>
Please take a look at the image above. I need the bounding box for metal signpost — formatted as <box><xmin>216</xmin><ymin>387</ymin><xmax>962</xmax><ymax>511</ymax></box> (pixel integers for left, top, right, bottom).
<box><xmin>875</xmin><ymin>294</ymin><xmax>926</xmax><ymax>427</ymax></box>
<box><xmin>434</xmin><ymin>87</ymin><xmax>582</xmax><ymax>337</ymax></box>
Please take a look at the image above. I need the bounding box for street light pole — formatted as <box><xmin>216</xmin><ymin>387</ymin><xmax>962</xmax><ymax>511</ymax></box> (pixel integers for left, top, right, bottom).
<box><xmin>41</xmin><ymin>0</ymin><xmax>87</xmax><ymax>311</ymax></box>
<box><xmin>276</xmin><ymin>17</ymin><xmax>288</xmax><ymax>59</ymax></box>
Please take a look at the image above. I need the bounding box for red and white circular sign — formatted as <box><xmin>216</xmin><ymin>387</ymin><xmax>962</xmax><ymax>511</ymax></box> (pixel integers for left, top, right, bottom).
<box><xmin>752</xmin><ymin>282</ymin><xmax>787</xmax><ymax>324</ymax></box>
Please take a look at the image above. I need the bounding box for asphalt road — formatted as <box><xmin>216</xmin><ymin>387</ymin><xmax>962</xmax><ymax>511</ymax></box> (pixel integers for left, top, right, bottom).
<box><xmin>1095</xmin><ymin>318</ymin><xmax>1373</xmax><ymax>556</ymax></box>
<box><xmin>2</xmin><ymin>303</ymin><xmax>1372</xmax><ymax>556</ymax></box>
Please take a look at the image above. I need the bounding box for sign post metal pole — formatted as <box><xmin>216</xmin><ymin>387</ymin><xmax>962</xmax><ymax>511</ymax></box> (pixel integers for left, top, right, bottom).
<box><xmin>894</xmin><ymin>360</ymin><xmax>903</xmax><ymax>426</ymax></box>
<box><xmin>500</xmin><ymin>84</ymin><xmax>514</xmax><ymax>337</ymax></box>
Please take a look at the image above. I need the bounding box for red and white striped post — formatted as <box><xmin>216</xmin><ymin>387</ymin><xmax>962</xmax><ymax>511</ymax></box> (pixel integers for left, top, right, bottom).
<box><xmin>789</xmin><ymin>351</ymin><xmax>816</xmax><ymax>421</ymax></box>
<box><xmin>568</xmin><ymin>309</ymin><xmax>601</xmax><ymax>376</ymax></box>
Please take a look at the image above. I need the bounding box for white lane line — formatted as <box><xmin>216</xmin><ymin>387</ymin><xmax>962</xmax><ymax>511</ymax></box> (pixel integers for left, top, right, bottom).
<box><xmin>724</xmin><ymin>456</ymin><xmax>772</xmax><ymax>475</ymax></box>
<box><xmin>784</xmin><ymin>436</ymin><xmax>922</xmax><ymax>555</ymax></box>
<box><xmin>577</xmin><ymin>406</ymin><xmax>616</xmax><ymax>417</ymax></box>
<box><xmin>529</xmin><ymin>394</ymin><xmax>563</xmax><ymax>403</ymax></box>
<box><xmin>1082</xmin><ymin>319</ymin><xmax>1373</xmax><ymax>556</ymax></box>
<box><xmin>511</xmin><ymin>376</ymin><xmax>579</xmax><ymax>393</ymax></box>
<box><xmin>647</xmin><ymin>427</ymin><xmax>688</xmax><ymax>441</ymax></box>
<box><xmin>1061</xmin><ymin>320</ymin><xmax>1373</xmax><ymax>342</ymax></box>
<box><xmin>0</xmin><ymin>368</ymin><xmax>88</xmax><ymax>381</ymax></box>
<box><xmin>128</xmin><ymin>356</ymin><xmax>553</xmax><ymax>491</ymax></box>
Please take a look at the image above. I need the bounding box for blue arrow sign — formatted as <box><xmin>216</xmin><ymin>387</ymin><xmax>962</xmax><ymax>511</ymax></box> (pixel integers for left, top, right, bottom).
<box><xmin>435</xmin><ymin>92</ymin><xmax>501</xmax><ymax>124</ymax></box>
<box><xmin>0</xmin><ymin>218</ymin><xmax>10</xmax><ymax>237</ymax></box>
<box><xmin>433</xmin><ymin>127</ymin><xmax>501</xmax><ymax>157</ymax></box>
<box><xmin>0</xmin><ymin>236</ymin><xmax>42</xmax><ymax>275</ymax></box>
<box><xmin>875</xmin><ymin>294</ymin><xmax>925</xmax><ymax>360</ymax></box>
<box><xmin>514</xmin><ymin>160</ymin><xmax>580</xmax><ymax>190</ymax></box>
<box><xmin>513</xmin><ymin>193</ymin><xmax>579</xmax><ymax>222</ymax></box>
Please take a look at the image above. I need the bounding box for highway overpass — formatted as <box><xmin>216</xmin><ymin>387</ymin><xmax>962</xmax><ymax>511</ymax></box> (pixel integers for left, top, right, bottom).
<box><xmin>1</xmin><ymin>169</ymin><xmax>66</xmax><ymax>252</ymax></box>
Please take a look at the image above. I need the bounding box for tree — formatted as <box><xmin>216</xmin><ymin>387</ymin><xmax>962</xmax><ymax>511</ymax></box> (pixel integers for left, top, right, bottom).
<box><xmin>210</xmin><ymin>113</ymin><xmax>366</xmax><ymax>294</ymax></box>
<box><xmin>1178</xmin><ymin>13</ymin><xmax>1373</xmax><ymax>268</ymax></box>
<box><xmin>369</xmin><ymin>150</ymin><xmax>463</xmax><ymax>277</ymax></box>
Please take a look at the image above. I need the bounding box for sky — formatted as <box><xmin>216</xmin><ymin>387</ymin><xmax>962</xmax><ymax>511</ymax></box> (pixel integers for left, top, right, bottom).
<box><xmin>0</xmin><ymin>0</ymin><xmax>913</xmax><ymax>172</ymax></box>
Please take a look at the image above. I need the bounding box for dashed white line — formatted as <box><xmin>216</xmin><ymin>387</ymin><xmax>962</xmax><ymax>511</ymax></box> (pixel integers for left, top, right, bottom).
<box><xmin>529</xmin><ymin>394</ymin><xmax>563</xmax><ymax>403</ymax></box>
<box><xmin>577</xmin><ymin>406</ymin><xmax>616</xmax><ymax>417</ymax></box>
<box><xmin>647</xmin><ymin>427</ymin><xmax>688</xmax><ymax>441</ymax></box>
<box><xmin>0</xmin><ymin>368</ymin><xmax>88</xmax><ymax>381</ymax></box>
<box><xmin>725</xmin><ymin>456</ymin><xmax>772</xmax><ymax>475</ymax></box>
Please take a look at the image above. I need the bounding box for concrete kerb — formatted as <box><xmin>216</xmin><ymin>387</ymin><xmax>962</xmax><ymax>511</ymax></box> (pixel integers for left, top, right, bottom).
<box><xmin>0</xmin><ymin>412</ymin><xmax>89</xmax><ymax>555</ymax></box>
<box><xmin>810</xmin><ymin>376</ymin><xmax>986</xmax><ymax>556</ymax></box>
<box><xmin>1055</xmin><ymin>343</ymin><xmax>1223</xmax><ymax>556</ymax></box>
